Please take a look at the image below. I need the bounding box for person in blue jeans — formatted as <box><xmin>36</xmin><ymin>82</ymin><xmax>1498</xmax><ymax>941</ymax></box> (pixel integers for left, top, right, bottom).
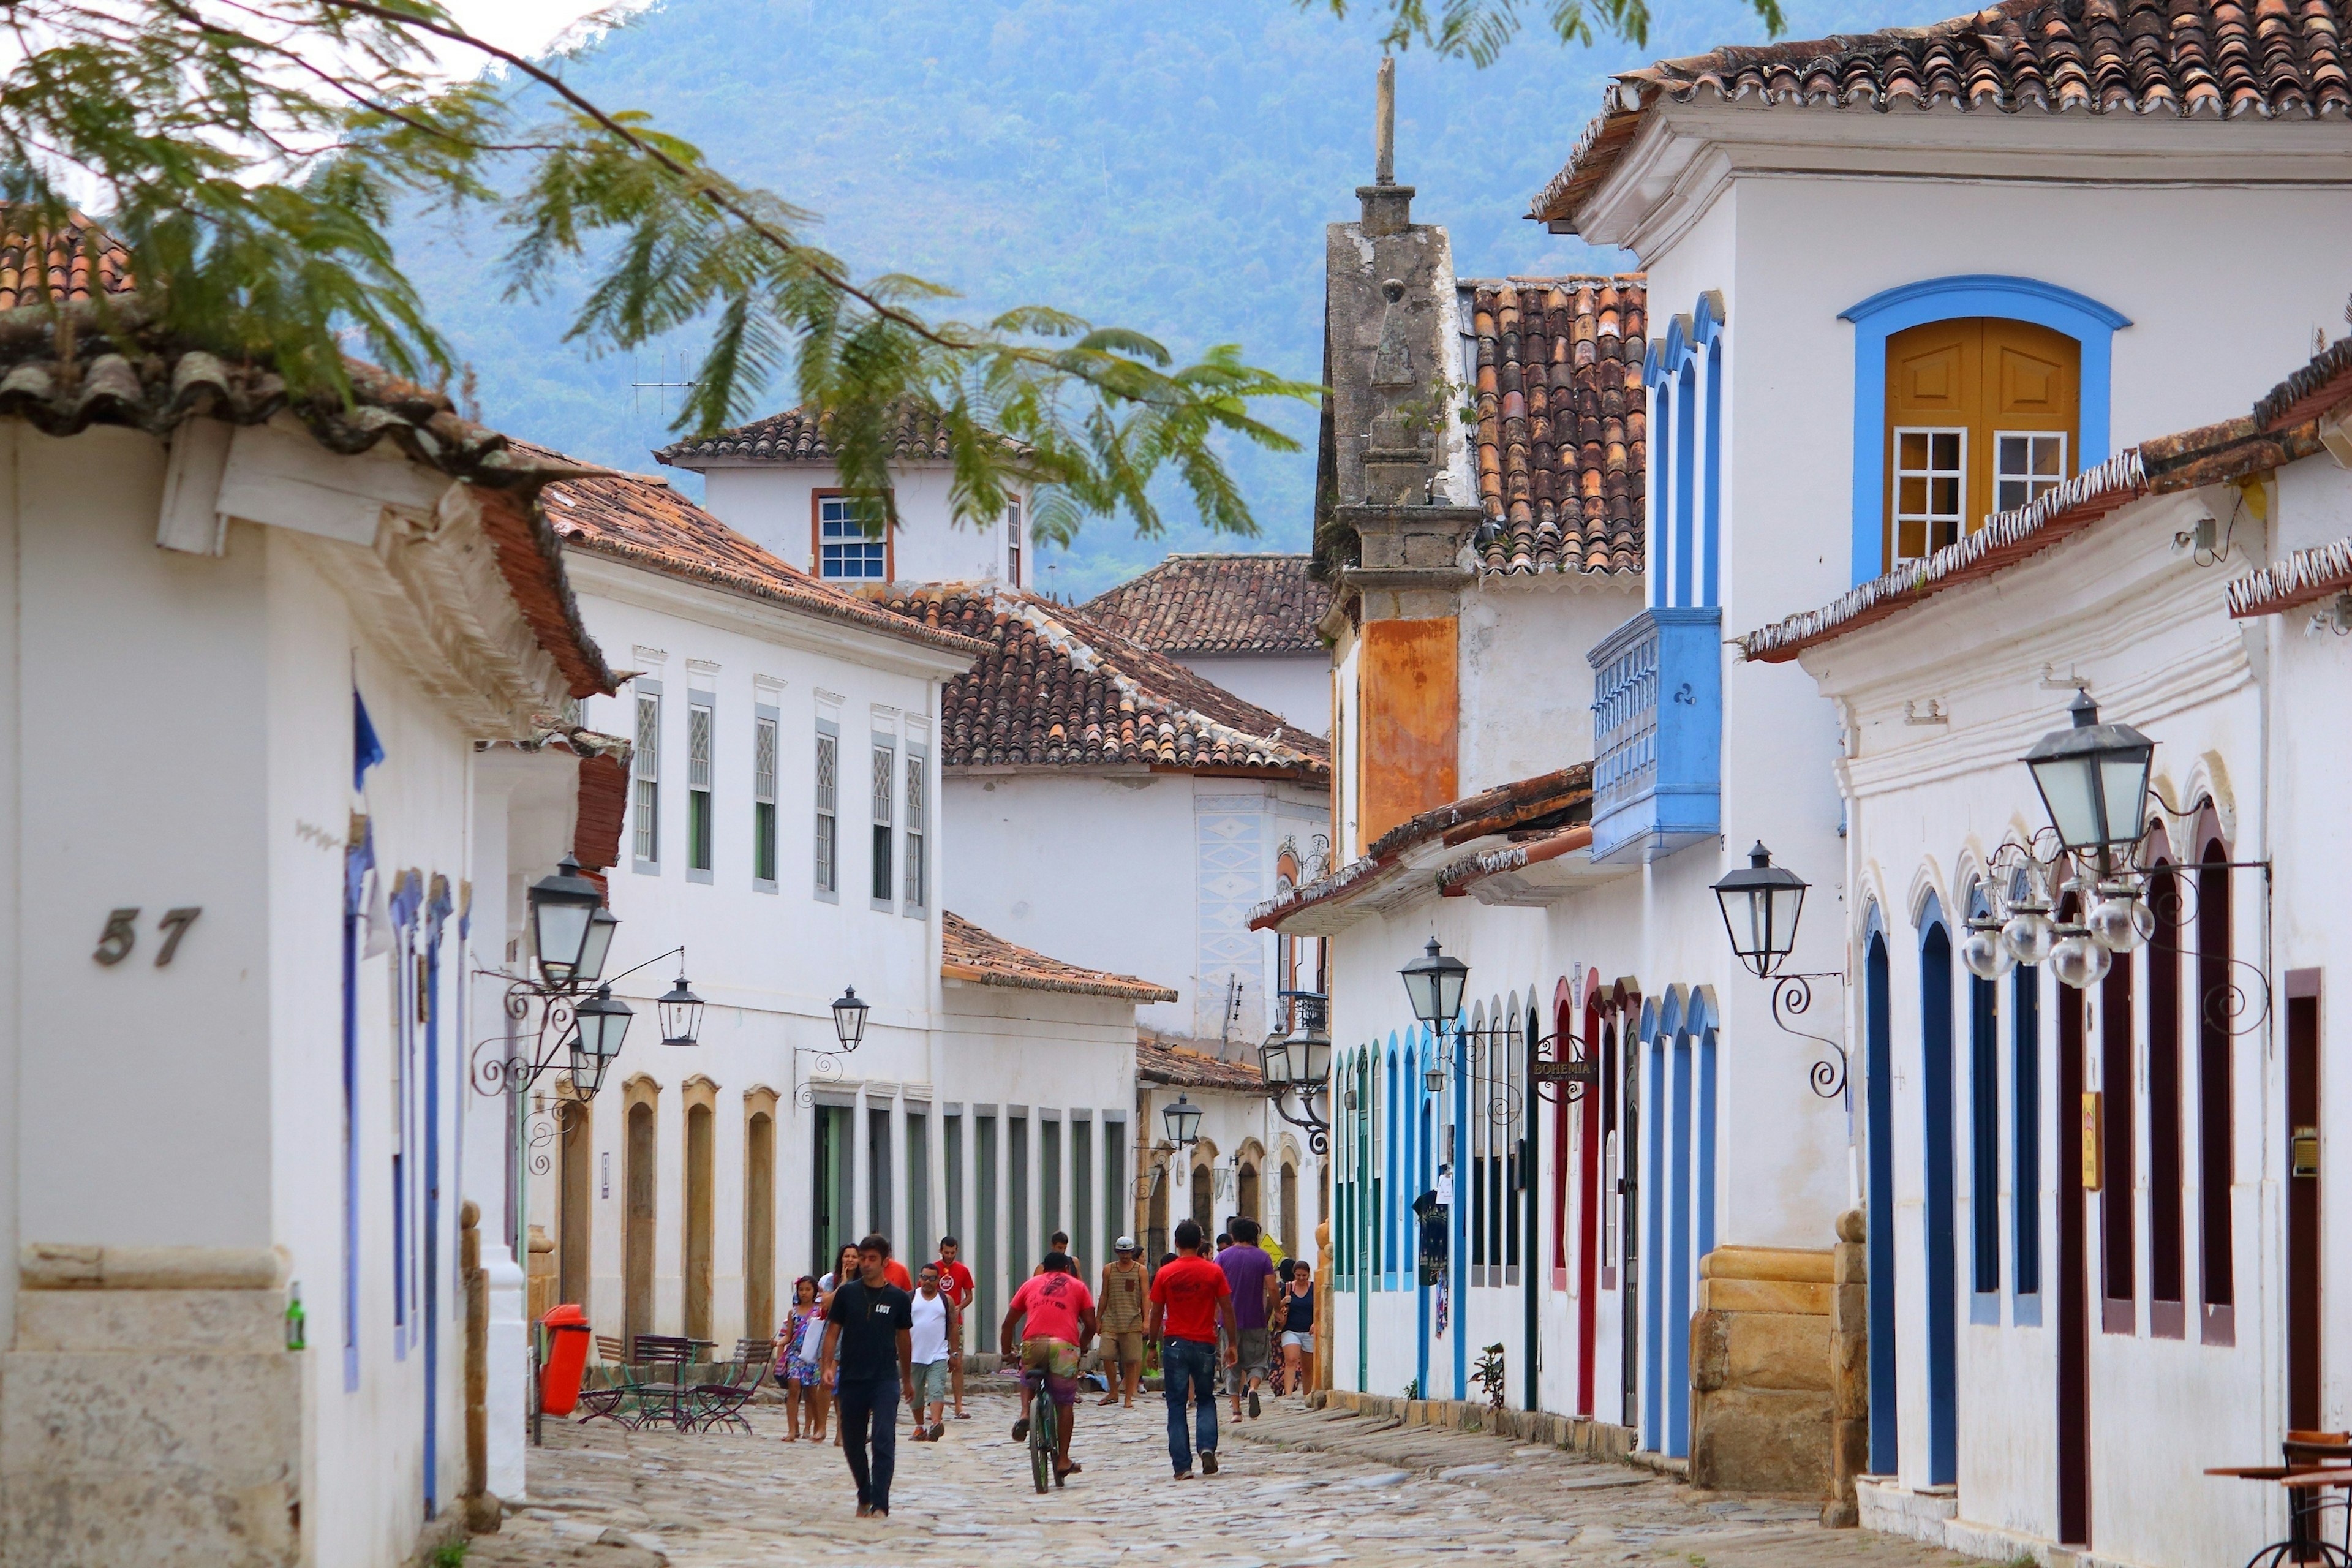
<box><xmin>1147</xmin><ymin>1218</ymin><xmax>1238</xmax><ymax>1479</ymax></box>
<box><xmin>818</xmin><ymin>1233</ymin><xmax>916</xmax><ymax>1518</ymax></box>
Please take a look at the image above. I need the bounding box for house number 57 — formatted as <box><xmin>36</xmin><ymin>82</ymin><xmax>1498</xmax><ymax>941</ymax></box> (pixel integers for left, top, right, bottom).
<box><xmin>92</xmin><ymin>907</ymin><xmax>203</xmax><ymax>967</ymax></box>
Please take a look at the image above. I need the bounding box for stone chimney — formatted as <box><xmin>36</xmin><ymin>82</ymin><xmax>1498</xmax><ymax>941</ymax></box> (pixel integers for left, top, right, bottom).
<box><xmin>1314</xmin><ymin>58</ymin><xmax>1480</xmax><ymax>853</ymax></box>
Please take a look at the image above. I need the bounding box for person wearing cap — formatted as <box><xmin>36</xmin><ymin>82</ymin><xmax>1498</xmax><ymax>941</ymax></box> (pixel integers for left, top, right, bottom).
<box><xmin>1096</xmin><ymin>1236</ymin><xmax>1149</xmax><ymax>1408</ymax></box>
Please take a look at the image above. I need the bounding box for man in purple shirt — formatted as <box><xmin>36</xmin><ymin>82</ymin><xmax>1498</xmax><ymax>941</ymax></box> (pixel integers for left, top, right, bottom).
<box><xmin>1216</xmin><ymin>1218</ymin><xmax>1280</xmax><ymax>1420</ymax></box>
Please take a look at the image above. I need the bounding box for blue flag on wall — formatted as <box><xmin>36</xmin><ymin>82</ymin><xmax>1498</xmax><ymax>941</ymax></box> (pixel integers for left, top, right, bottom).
<box><xmin>353</xmin><ymin>690</ymin><xmax>385</xmax><ymax>792</ymax></box>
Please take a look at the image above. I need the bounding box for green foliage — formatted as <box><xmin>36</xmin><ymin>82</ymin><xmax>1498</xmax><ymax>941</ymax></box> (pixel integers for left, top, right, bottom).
<box><xmin>1306</xmin><ymin>0</ymin><xmax>1787</xmax><ymax>57</ymax></box>
<box><xmin>429</xmin><ymin>1541</ymin><xmax>467</xmax><ymax>1568</ymax></box>
<box><xmin>0</xmin><ymin>0</ymin><xmax>1313</xmax><ymax>542</ymax></box>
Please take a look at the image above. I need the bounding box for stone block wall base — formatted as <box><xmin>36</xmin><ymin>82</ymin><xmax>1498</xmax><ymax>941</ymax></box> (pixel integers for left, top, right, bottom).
<box><xmin>1689</xmin><ymin>1385</ymin><xmax>1831</xmax><ymax>1496</ymax></box>
<box><xmin>1318</xmin><ymin>1390</ymin><xmax>1638</xmax><ymax>1466</ymax></box>
<box><xmin>1</xmin><ymin>1287</ymin><xmax>302</xmax><ymax>1568</ymax></box>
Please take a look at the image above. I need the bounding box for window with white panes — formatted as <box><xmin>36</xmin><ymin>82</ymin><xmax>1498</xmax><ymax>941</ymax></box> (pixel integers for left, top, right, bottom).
<box><xmin>632</xmin><ymin>687</ymin><xmax>660</xmax><ymax>869</ymax></box>
<box><xmin>1891</xmin><ymin>427</ymin><xmax>1967</xmax><ymax>565</ymax></box>
<box><xmin>903</xmin><ymin>750</ymin><xmax>927</xmax><ymax>911</ymax></box>
<box><xmin>687</xmin><ymin>698</ymin><xmax>714</xmax><ymax>879</ymax></box>
<box><xmin>1006</xmin><ymin>496</ymin><xmax>1023</xmax><ymax>586</ymax></box>
<box><xmin>818</xmin><ymin>496</ymin><xmax>886</xmax><ymax>580</ymax></box>
<box><xmin>752</xmin><ymin>711</ymin><xmax>778</xmax><ymax>888</ymax></box>
<box><xmin>1994</xmin><ymin>432</ymin><xmax>2068</xmax><ymax>515</ymax></box>
<box><xmin>814</xmin><ymin>725</ymin><xmax>839</xmax><ymax>899</ymax></box>
<box><xmin>870</xmin><ymin>741</ymin><xmax>894</xmax><ymax>907</ymax></box>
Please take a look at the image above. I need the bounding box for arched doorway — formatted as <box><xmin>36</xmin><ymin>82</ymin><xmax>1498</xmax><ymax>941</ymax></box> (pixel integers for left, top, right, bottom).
<box><xmin>1865</xmin><ymin>922</ymin><xmax>1899</xmax><ymax>1475</ymax></box>
<box><xmin>1191</xmin><ymin>1162</ymin><xmax>1214</xmax><ymax>1237</ymax></box>
<box><xmin>744</xmin><ymin>1102</ymin><xmax>776</xmax><ymax>1341</ymax></box>
<box><xmin>683</xmin><ymin>1090</ymin><xmax>715</xmax><ymax>1343</ymax></box>
<box><xmin>558</xmin><ymin>1096</ymin><xmax>592</xmax><ymax>1310</ymax></box>
<box><xmin>1920</xmin><ymin>902</ymin><xmax>1959</xmax><ymax>1486</ymax></box>
<box><xmin>624</xmin><ymin>1093</ymin><xmax>658</xmax><ymax>1352</ymax></box>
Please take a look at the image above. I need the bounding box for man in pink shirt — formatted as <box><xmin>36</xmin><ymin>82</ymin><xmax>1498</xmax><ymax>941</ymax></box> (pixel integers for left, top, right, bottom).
<box><xmin>999</xmin><ymin>1250</ymin><xmax>1098</xmax><ymax>1483</ymax></box>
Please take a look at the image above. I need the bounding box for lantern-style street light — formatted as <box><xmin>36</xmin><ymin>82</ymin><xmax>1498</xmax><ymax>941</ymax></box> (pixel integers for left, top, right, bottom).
<box><xmin>1707</xmin><ymin>845</ymin><xmax>1847</xmax><ymax>1099</ymax></box>
<box><xmin>831</xmin><ymin>986</ymin><xmax>870</xmax><ymax>1052</ymax></box>
<box><xmin>2023</xmin><ymin>691</ymin><xmax>2155</xmax><ymax>875</ymax></box>
<box><xmin>1262</xmin><ymin>991</ymin><xmax>1333</xmax><ymax>1155</ymax></box>
<box><xmin>567</xmin><ymin>986</ymin><xmax>634</xmax><ymax>1098</ymax></box>
<box><xmin>528</xmin><ymin>854</ymin><xmax>605</xmax><ymax>988</ymax></box>
<box><xmin>1163</xmin><ymin>1093</ymin><xmax>1203</xmax><ymax>1148</ymax></box>
<box><xmin>578</xmin><ymin>905</ymin><xmax>619</xmax><ymax>987</ymax></box>
<box><xmin>1711</xmin><ymin>843</ymin><xmax>1809</xmax><ymax>979</ymax></box>
<box><xmin>658</xmin><ymin>974</ymin><xmax>705</xmax><ymax>1047</ymax></box>
<box><xmin>1400</xmin><ymin>938</ymin><xmax>1469</xmax><ymax>1030</ymax></box>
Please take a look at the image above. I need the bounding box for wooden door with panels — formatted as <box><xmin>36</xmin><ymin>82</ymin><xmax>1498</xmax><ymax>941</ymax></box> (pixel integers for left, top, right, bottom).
<box><xmin>1885</xmin><ymin>318</ymin><xmax>2080</xmax><ymax>568</ymax></box>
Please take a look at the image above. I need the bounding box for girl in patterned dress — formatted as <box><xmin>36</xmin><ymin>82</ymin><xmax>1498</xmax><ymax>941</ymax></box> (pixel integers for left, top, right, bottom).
<box><xmin>777</xmin><ymin>1276</ymin><xmax>824</xmax><ymax>1441</ymax></box>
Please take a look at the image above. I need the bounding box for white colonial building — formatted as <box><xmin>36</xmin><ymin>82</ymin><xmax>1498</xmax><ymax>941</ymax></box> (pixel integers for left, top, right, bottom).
<box><xmin>531</xmin><ymin>460</ymin><xmax>1175</xmax><ymax>1353</ymax></box>
<box><xmin>0</xmin><ymin>222</ymin><xmax>620</xmax><ymax>1566</ymax></box>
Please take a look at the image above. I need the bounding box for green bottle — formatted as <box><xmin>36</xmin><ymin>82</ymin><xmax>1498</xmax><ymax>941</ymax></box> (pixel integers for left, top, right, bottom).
<box><xmin>285</xmin><ymin>1283</ymin><xmax>307</xmax><ymax>1351</ymax></box>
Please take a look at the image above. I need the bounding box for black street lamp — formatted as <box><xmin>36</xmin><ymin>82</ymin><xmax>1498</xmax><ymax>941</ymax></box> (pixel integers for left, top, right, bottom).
<box><xmin>1711</xmin><ymin>842</ymin><xmax>1809</xmax><ymax>979</ymax></box>
<box><xmin>2023</xmin><ymin>691</ymin><xmax>2155</xmax><ymax>873</ymax></box>
<box><xmin>658</xmin><ymin>974</ymin><xmax>705</xmax><ymax>1047</ymax></box>
<box><xmin>567</xmin><ymin>986</ymin><xmax>633</xmax><ymax>1098</ymax></box>
<box><xmin>578</xmin><ymin>906</ymin><xmax>619</xmax><ymax>987</ymax></box>
<box><xmin>1262</xmin><ymin>992</ymin><xmax>1333</xmax><ymax>1155</ymax></box>
<box><xmin>1163</xmin><ymin>1093</ymin><xmax>1203</xmax><ymax>1148</ymax></box>
<box><xmin>1400</xmin><ymin>938</ymin><xmax>1469</xmax><ymax>1029</ymax></box>
<box><xmin>528</xmin><ymin>854</ymin><xmax>606</xmax><ymax>988</ymax></box>
<box><xmin>831</xmin><ymin>986</ymin><xmax>870</xmax><ymax>1051</ymax></box>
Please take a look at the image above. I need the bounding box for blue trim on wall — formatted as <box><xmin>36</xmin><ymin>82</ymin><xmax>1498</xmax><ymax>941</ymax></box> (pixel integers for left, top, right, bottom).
<box><xmin>1643</xmin><ymin>1032</ymin><xmax>1667</xmax><ymax>1449</ymax></box>
<box><xmin>1703</xmin><ymin>339</ymin><xmax>1723</xmax><ymax>606</ymax></box>
<box><xmin>2013</xmin><ymin>958</ymin><xmax>2045</xmax><ymax>1324</ymax></box>
<box><xmin>1841</xmin><ymin>274</ymin><xmax>2132</xmax><ymax>586</ymax></box>
<box><xmin>1666</xmin><ymin>1032</ymin><xmax>1694</xmax><ymax>1457</ymax></box>
<box><xmin>1417</xmin><ymin>1031</ymin><xmax>1433</xmax><ymax>1401</ymax></box>
<box><xmin>1385</xmin><ymin>1042</ymin><xmax>1400</xmax><ymax>1291</ymax></box>
<box><xmin>1865</xmin><ymin>929</ymin><xmax>1899</xmax><ymax>1475</ymax></box>
<box><xmin>1453</xmin><ymin>1012</ymin><xmax>1469</xmax><ymax>1401</ymax></box>
<box><xmin>1674</xmin><ymin>361</ymin><xmax>1697</xmax><ymax>608</ymax></box>
<box><xmin>1919</xmin><ymin>901</ymin><xmax>1960</xmax><ymax>1488</ymax></box>
<box><xmin>1651</xmin><ymin>381</ymin><xmax>1672</xmax><ymax>610</ymax></box>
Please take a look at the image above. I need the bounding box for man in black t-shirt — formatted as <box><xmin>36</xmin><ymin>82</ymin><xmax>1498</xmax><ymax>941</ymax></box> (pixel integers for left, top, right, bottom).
<box><xmin>818</xmin><ymin>1232</ymin><xmax>916</xmax><ymax>1518</ymax></box>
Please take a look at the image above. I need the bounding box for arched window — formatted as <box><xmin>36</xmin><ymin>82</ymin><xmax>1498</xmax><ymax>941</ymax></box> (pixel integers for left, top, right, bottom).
<box><xmin>2196</xmin><ymin>807</ymin><xmax>2234</xmax><ymax>1343</ymax></box>
<box><xmin>2145</xmin><ymin>827</ymin><xmax>2185</xmax><ymax>1337</ymax></box>
<box><xmin>1885</xmin><ymin>317</ymin><xmax>2078</xmax><ymax>564</ymax></box>
<box><xmin>1966</xmin><ymin>881</ymin><xmax>2000</xmax><ymax>1306</ymax></box>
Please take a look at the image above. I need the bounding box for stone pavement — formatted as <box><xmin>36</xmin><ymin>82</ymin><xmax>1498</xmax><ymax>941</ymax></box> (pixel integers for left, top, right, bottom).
<box><xmin>465</xmin><ymin>1384</ymin><xmax>1970</xmax><ymax>1567</ymax></box>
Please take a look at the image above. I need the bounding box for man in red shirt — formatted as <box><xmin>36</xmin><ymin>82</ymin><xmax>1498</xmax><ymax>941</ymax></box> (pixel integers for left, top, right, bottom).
<box><xmin>932</xmin><ymin>1236</ymin><xmax>976</xmax><ymax>1419</ymax></box>
<box><xmin>1148</xmin><ymin>1218</ymin><xmax>1237</xmax><ymax>1480</ymax></box>
<box><xmin>999</xmin><ymin>1250</ymin><xmax>1097</xmax><ymax>1482</ymax></box>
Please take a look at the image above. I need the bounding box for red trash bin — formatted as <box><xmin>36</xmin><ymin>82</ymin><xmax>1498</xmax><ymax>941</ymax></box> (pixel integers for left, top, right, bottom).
<box><xmin>540</xmin><ymin>1303</ymin><xmax>593</xmax><ymax>1416</ymax></box>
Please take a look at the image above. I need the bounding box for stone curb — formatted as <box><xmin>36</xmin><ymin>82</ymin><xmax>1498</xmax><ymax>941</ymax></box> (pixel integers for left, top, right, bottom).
<box><xmin>1305</xmin><ymin>1387</ymin><xmax>1675</xmax><ymax>1472</ymax></box>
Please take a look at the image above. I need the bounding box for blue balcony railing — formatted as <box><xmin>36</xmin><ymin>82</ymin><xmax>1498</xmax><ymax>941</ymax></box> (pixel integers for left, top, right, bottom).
<box><xmin>1586</xmin><ymin>607</ymin><xmax>1722</xmax><ymax>863</ymax></box>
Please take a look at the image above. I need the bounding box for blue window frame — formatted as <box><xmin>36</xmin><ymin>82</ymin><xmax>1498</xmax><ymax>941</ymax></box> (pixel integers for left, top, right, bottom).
<box><xmin>1840</xmin><ymin>275</ymin><xmax>2130</xmax><ymax>586</ymax></box>
<box><xmin>2013</xmin><ymin>952</ymin><xmax>2044</xmax><ymax>1323</ymax></box>
<box><xmin>818</xmin><ymin>496</ymin><xmax>886</xmax><ymax>579</ymax></box>
<box><xmin>1969</xmin><ymin>886</ymin><xmax>2001</xmax><ymax>1322</ymax></box>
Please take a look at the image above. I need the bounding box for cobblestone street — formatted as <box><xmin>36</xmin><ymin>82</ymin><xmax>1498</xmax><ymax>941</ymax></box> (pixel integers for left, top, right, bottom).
<box><xmin>467</xmin><ymin>1386</ymin><xmax>1966</xmax><ymax>1567</ymax></box>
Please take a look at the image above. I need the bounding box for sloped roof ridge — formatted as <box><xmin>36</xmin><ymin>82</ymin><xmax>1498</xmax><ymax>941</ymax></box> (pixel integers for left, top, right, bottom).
<box><xmin>941</xmin><ymin>910</ymin><xmax>1178</xmax><ymax>1003</ymax></box>
<box><xmin>1080</xmin><ymin>551</ymin><xmax>1331</xmax><ymax>655</ymax></box>
<box><xmin>1533</xmin><ymin>0</ymin><xmax>2352</xmax><ymax>229</ymax></box>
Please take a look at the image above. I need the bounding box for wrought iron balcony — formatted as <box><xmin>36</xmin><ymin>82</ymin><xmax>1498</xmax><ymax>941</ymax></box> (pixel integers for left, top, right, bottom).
<box><xmin>1586</xmin><ymin>606</ymin><xmax>1722</xmax><ymax>863</ymax></box>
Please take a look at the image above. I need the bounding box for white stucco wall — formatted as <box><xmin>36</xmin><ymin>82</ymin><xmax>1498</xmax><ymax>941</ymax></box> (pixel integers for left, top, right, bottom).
<box><xmin>944</xmin><ymin>771</ymin><xmax>1329</xmax><ymax>1046</ymax></box>
<box><xmin>696</xmin><ymin>463</ymin><xmax>1027</xmax><ymax>589</ymax></box>
<box><xmin>1172</xmin><ymin>650</ymin><xmax>1333</xmax><ymax>736</ymax></box>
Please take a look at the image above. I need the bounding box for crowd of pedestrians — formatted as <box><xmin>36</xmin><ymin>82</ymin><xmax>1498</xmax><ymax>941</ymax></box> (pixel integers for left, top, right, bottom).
<box><xmin>773</xmin><ymin>1221</ymin><xmax>1319</xmax><ymax>1517</ymax></box>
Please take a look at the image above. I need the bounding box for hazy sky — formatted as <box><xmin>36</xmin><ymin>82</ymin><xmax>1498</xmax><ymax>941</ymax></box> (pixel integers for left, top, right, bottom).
<box><xmin>436</xmin><ymin>1</ymin><xmax>647</xmax><ymax>66</ymax></box>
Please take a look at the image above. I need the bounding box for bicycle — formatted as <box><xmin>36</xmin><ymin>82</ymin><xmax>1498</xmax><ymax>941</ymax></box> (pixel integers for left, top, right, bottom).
<box><xmin>1014</xmin><ymin>1366</ymin><xmax>1061</xmax><ymax>1493</ymax></box>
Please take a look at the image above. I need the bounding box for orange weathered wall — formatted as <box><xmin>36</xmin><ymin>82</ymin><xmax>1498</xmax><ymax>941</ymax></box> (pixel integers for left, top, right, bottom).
<box><xmin>1357</xmin><ymin>618</ymin><xmax>1458</xmax><ymax>851</ymax></box>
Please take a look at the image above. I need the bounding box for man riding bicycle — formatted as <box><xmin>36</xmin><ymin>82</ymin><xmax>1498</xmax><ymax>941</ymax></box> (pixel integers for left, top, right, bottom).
<box><xmin>998</xmin><ymin>1250</ymin><xmax>1098</xmax><ymax>1485</ymax></box>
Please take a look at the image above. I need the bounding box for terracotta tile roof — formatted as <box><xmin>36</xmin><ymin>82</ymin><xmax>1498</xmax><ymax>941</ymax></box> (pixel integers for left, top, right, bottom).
<box><xmin>2229</xmin><ymin>536</ymin><xmax>2352</xmax><ymax>618</ymax></box>
<box><xmin>1743</xmin><ymin>335</ymin><xmax>2352</xmax><ymax>662</ymax></box>
<box><xmin>486</xmin><ymin>724</ymin><xmax>635</xmax><ymax>871</ymax></box>
<box><xmin>1081</xmin><ymin>553</ymin><xmax>1331</xmax><ymax>655</ymax></box>
<box><xmin>1250</xmin><ymin>764</ymin><xmax>1591</xmax><ymax>930</ymax></box>
<box><xmin>0</xmin><ymin>293</ymin><xmax>617</xmax><ymax>700</ymax></box>
<box><xmin>1463</xmin><ymin>277</ymin><xmax>1646</xmax><ymax>576</ymax></box>
<box><xmin>530</xmin><ymin>448</ymin><xmax>990</xmax><ymax>660</ymax></box>
<box><xmin>653</xmin><ymin>400</ymin><xmax>1022</xmax><ymax>469</ymax></box>
<box><xmin>0</xmin><ymin>209</ymin><xmax>132</xmax><ymax>311</ymax></box>
<box><xmin>941</xmin><ymin>911</ymin><xmax>1178</xmax><ymax>1003</ymax></box>
<box><xmin>871</xmin><ymin>586</ymin><xmax>1331</xmax><ymax>777</ymax></box>
<box><xmin>1533</xmin><ymin>0</ymin><xmax>2352</xmax><ymax>232</ymax></box>
<box><xmin>1136</xmin><ymin>1036</ymin><xmax>1268</xmax><ymax>1093</ymax></box>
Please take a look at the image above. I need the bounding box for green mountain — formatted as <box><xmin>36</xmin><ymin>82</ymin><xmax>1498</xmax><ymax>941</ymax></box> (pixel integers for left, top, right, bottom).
<box><xmin>402</xmin><ymin>0</ymin><xmax>1961</xmax><ymax>600</ymax></box>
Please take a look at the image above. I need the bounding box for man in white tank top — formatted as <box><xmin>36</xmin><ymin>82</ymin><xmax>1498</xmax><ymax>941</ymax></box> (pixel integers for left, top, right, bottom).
<box><xmin>907</xmin><ymin>1262</ymin><xmax>956</xmax><ymax>1442</ymax></box>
